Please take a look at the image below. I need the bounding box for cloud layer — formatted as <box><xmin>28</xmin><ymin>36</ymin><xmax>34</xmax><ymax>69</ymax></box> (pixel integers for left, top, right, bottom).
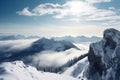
<box><xmin>17</xmin><ymin>0</ymin><xmax>120</xmax><ymax>26</ymax></box>
<box><xmin>0</xmin><ymin>39</ymin><xmax>88</xmax><ymax>68</ymax></box>
<box><xmin>28</xmin><ymin>44</ymin><xmax>88</xmax><ymax>67</ymax></box>
<box><xmin>0</xmin><ymin>39</ymin><xmax>37</xmax><ymax>51</ymax></box>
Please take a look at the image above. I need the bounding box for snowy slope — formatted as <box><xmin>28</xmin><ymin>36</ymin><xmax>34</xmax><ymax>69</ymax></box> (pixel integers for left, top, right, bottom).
<box><xmin>62</xmin><ymin>43</ymin><xmax>89</xmax><ymax>78</ymax></box>
<box><xmin>63</xmin><ymin>57</ymin><xmax>88</xmax><ymax>78</ymax></box>
<box><xmin>0</xmin><ymin>61</ymin><xmax>78</xmax><ymax>80</ymax></box>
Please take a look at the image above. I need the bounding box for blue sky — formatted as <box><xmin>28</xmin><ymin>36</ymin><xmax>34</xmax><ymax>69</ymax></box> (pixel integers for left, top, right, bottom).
<box><xmin>0</xmin><ymin>0</ymin><xmax>120</xmax><ymax>37</ymax></box>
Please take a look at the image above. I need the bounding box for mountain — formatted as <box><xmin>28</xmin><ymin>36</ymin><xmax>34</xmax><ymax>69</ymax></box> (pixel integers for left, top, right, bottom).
<box><xmin>9</xmin><ymin>38</ymin><xmax>79</xmax><ymax>60</ymax></box>
<box><xmin>76</xmin><ymin>28</ymin><xmax>120</xmax><ymax>80</ymax></box>
<box><xmin>0</xmin><ymin>38</ymin><xmax>79</xmax><ymax>64</ymax></box>
<box><xmin>0</xmin><ymin>35</ymin><xmax>40</xmax><ymax>40</ymax></box>
<box><xmin>1</xmin><ymin>28</ymin><xmax>118</xmax><ymax>80</ymax></box>
<box><xmin>30</xmin><ymin>38</ymin><xmax>80</xmax><ymax>52</ymax></box>
<box><xmin>0</xmin><ymin>34</ymin><xmax>101</xmax><ymax>43</ymax></box>
<box><xmin>53</xmin><ymin>36</ymin><xmax>101</xmax><ymax>43</ymax></box>
<box><xmin>0</xmin><ymin>61</ymin><xmax>77</xmax><ymax>80</ymax></box>
<box><xmin>63</xmin><ymin>57</ymin><xmax>88</xmax><ymax>78</ymax></box>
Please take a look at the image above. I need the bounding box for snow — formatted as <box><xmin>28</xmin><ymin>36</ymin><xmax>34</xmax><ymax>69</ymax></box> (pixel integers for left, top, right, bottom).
<box><xmin>32</xmin><ymin>38</ymin><xmax>79</xmax><ymax>52</ymax></box>
<box><xmin>0</xmin><ymin>61</ymin><xmax>78</xmax><ymax>80</ymax></box>
<box><xmin>0</xmin><ymin>42</ymin><xmax>90</xmax><ymax>80</ymax></box>
<box><xmin>90</xmin><ymin>41</ymin><xmax>104</xmax><ymax>56</ymax></box>
<box><xmin>63</xmin><ymin>57</ymin><xmax>88</xmax><ymax>78</ymax></box>
<box><xmin>74</xmin><ymin>43</ymin><xmax>90</xmax><ymax>51</ymax></box>
<box><xmin>104</xmin><ymin>28</ymin><xmax>120</xmax><ymax>45</ymax></box>
<box><xmin>31</xmin><ymin>48</ymin><xmax>87</xmax><ymax>67</ymax></box>
<box><xmin>0</xmin><ymin>36</ymin><xmax>97</xmax><ymax>80</ymax></box>
<box><xmin>81</xmin><ymin>28</ymin><xmax>120</xmax><ymax>80</ymax></box>
<box><xmin>91</xmin><ymin>40</ymin><xmax>115</xmax><ymax>67</ymax></box>
<box><xmin>77</xmin><ymin>63</ymin><xmax>89</xmax><ymax>80</ymax></box>
<box><xmin>90</xmin><ymin>28</ymin><xmax>120</xmax><ymax>68</ymax></box>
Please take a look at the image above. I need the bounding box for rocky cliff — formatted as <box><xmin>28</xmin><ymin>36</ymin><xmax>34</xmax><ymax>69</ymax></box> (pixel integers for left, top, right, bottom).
<box><xmin>79</xmin><ymin>28</ymin><xmax>120</xmax><ymax>80</ymax></box>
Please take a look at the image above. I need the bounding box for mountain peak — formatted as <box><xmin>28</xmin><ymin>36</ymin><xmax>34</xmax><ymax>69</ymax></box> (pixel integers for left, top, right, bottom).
<box><xmin>104</xmin><ymin>28</ymin><xmax>120</xmax><ymax>39</ymax></box>
<box><xmin>79</xmin><ymin>28</ymin><xmax>120</xmax><ymax>80</ymax></box>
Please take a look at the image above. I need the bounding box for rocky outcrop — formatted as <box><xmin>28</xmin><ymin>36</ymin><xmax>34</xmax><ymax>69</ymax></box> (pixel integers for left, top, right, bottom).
<box><xmin>83</xmin><ymin>28</ymin><xmax>120</xmax><ymax>80</ymax></box>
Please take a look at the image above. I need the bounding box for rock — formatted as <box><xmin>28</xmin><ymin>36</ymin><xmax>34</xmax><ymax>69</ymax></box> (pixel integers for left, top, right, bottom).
<box><xmin>86</xmin><ymin>28</ymin><xmax>120</xmax><ymax>80</ymax></box>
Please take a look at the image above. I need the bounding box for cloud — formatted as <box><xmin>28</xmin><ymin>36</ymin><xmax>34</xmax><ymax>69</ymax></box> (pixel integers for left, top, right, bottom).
<box><xmin>29</xmin><ymin>46</ymin><xmax>88</xmax><ymax>67</ymax></box>
<box><xmin>0</xmin><ymin>38</ymin><xmax>88</xmax><ymax>68</ymax></box>
<box><xmin>86</xmin><ymin>0</ymin><xmax>112</xmax><ymax>4</ymax></box>
<box><xmin>33</xmin><ymin>3</ymin><xmax>62</xmax><ymax>16</ymax></box>
<box><xmin>17</xmin><ymin>0</ymin><xmax>120</xmax><ymax>26</ymax></box>
<box><xmin>0</xmin><ymin>39</ymin><xmax>37</xmax><ymax>51</ymax></box>
<box><xmin>17</xmin><ymin>7</ymin><xmax>35</xmax><ymax>16</ymax></box>
<box><xmin>17</xmin><ymin>1</ymin><xmax>96</xmax><ymax>18</ymax></box>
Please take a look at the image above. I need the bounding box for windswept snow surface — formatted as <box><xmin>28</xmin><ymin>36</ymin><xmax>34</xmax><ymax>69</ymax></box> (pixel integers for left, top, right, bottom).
<box><xmin>63</xmin><ymin>57</ymin><xmax>88</xmax><ymax>78</ymax></box>
<box><xmin>0</xmin><ymin>61</ymin><xmax>78</xmax><ymax>80</ymax></box>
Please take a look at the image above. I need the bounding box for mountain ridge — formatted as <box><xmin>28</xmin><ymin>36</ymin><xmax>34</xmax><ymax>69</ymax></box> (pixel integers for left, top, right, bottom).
<box><xmin>0</xmin><ymin>38</ymin><xmax>79</xmax><ymax>63</ymax></box>
<box><xmin>78</xmin><ymin>28</ymin><xmax>120</xmax><ymax>80</ymax></box>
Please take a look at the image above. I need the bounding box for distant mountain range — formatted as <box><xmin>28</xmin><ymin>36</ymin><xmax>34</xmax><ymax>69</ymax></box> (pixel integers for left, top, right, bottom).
<box><xmin>0</xmin><ymin>35</ymin><xmax>40</xmax><ymax>40</ymax></box>
<box><xmin>0</xmin><ymin>34</ymin><xmax>101</xmax><ymax>43</ymax></box>
<box><xmin>53</xmin><ymin>36</ymin><xmax>101</xmax><ymax>43</ymax></box>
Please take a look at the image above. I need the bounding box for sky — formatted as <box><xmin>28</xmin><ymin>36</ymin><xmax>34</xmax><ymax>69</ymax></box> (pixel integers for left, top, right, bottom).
<box><xmin>0</xmin><ymin>0</ymin><xmax>120</xmax><ymax>37</ymax></box>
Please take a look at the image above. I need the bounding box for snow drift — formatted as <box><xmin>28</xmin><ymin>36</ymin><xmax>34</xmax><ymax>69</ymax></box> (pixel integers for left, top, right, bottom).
<box><xmin>0</xmin><ymin>61</ymin><xmax>77</xmax><ymax>80</ymax></box>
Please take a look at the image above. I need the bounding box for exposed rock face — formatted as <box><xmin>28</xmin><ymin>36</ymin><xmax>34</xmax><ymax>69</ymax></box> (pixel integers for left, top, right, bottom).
<box><xmin>86</xmin><ymin>28</ymin><xmax>120</xmax><ymax>80</ymax></box>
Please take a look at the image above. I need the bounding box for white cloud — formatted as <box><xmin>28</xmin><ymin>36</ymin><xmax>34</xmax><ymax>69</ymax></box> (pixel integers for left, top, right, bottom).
<box><xmin>30</xmin><ymin>47</ymin><xmax>88</xmax><ymax>67</ymax></box>
<box><xmin>17</xmin><ymin>0</ymin><xmax>120</xmax><ymax>26</ymax></box>
<box><xmin>33</xmin><ymin>3</ymin><xmax>62</xmax><ymax>16</ymax></box>
<box><xmin>17</xmin><ymin>1</ymin><xmax>97</xmax><ymax>18</ymax></box>
<box><xmin>86</xmin><ymin>0</ymin><xmax>112</xmax><ymax>4</ymax></box>
<box><xmin>17</xmin><ymin>7</ymin><xmax>35</xmax><ymax>16</ymax></box>
<box><xmin>0</xmin><ymin>39</ymin><xmax>37</xmax><ymax>51</ymax></box>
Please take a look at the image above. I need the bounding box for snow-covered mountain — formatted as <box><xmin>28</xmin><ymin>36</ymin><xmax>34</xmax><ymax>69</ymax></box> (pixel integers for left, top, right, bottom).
<box><xmin>0</xmin><ymin>35</ymin><xmax>40</xmax><ymax>40</ymax></box>
<box><xmin>1</xmin><ymin>28</ymin><xmax>119</xmax><ymax>80</ymax></box>
<box><xmin>30</xmin><ymin>38</ymin><xmax>80</xmax><ymax>52</ymax></box>
<box><xmin>53</xmin><ymin>36</ymin><xmax>101</xmax><ymax>43</ymax></box>
<box><xmin>0</xmin><ymin>38</ymin><xmax>83</xmax><ymax>73</ymax></box>
<box><xmin>63</xmin><ymin>57</ymin><xmax>88</xmax><ymax>78</ymax></box>
<box><xmin>0</xmin><ymin>38</ymin><xmax>79</xmax><ymax>62</ymax></box>
<box><xmin>62</xmin><ymin>28</ymin><xmax>120</xmax><ymax>80</ymax></box>
<box><xmin>76</xmin><ymin>28</ymin><xmax>120</xmax><ymax>80</ymax></box>
<box><xmin>0</xmin><ymin>61</ymin><xmax>78</xmax><ymax>80</ymax></box>
<box><xmin>0</xmin><ymin>34</ymin><xmax>101</xmax><ymax>43</ymax></box>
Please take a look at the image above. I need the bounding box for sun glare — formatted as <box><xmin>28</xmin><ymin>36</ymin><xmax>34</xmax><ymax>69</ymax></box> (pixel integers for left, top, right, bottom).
<box><xmin>69</xmin><ymin>1</ymin><xmax>83</xmax><ymax>16</ymax></box>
